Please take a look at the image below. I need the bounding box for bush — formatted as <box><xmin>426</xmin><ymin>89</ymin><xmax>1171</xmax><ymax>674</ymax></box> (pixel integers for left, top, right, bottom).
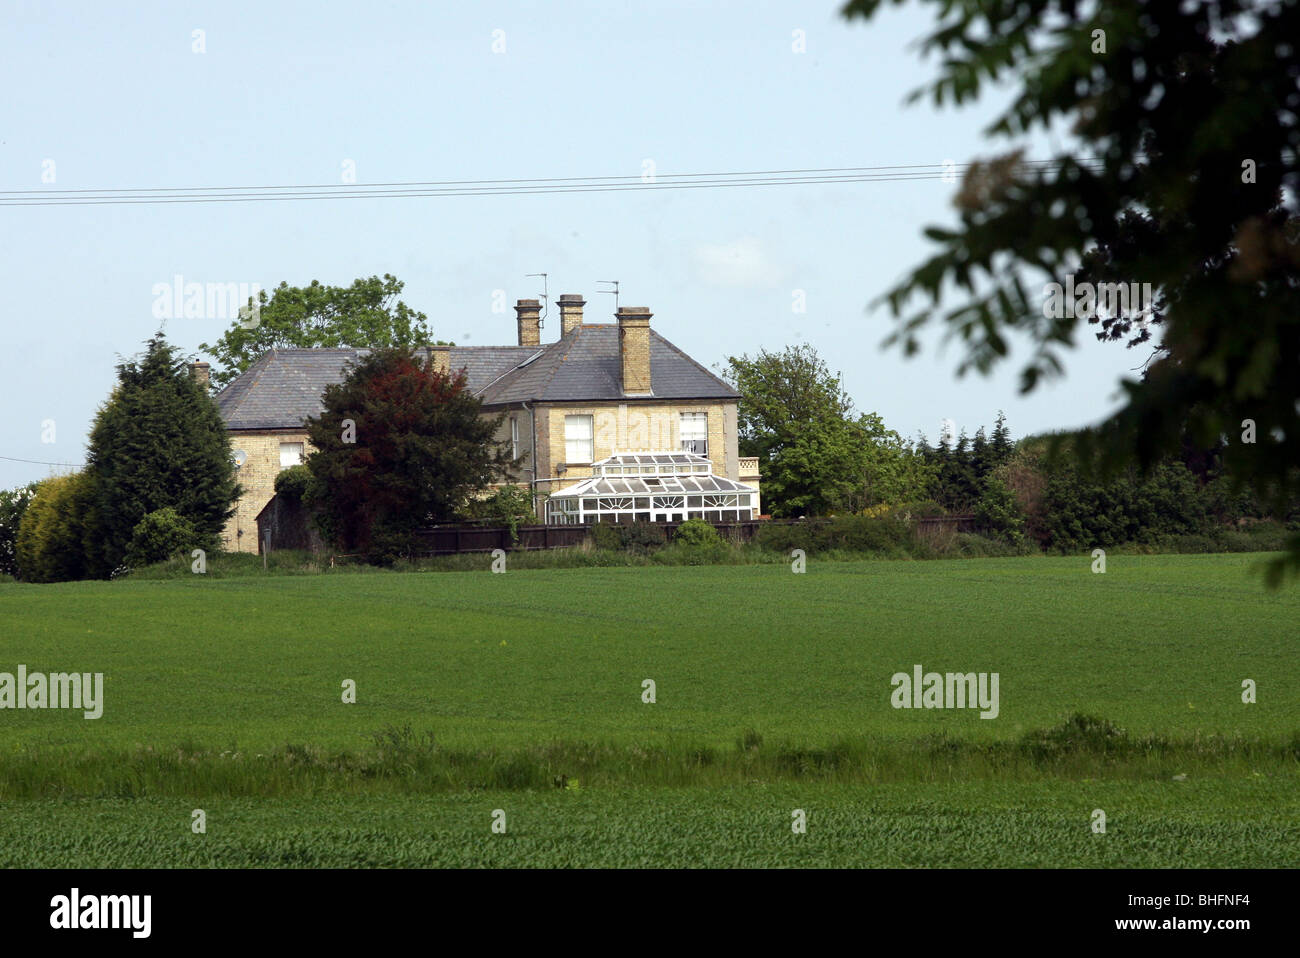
<box><xmin>653</xmin><ymin>540</ymin><xmax>735</xmax><ymax>566</ymax></box>
<box><xmin>754</xmin><ymin>516</ymin><xmax>911</xmax><ymax>556</ymax></box>
<box><xmin>956</xmin><ymin>533</ymin><xmax>1037</xmax><ymax>558</ymax></box>
<box><xmin>895</xmin><ymin>500</ymin><xmax>947</xmax><ymax>520</ymax></box>
<box><xmin>15</xmin><ymin>473</ymin><xmax>99</xmax><ymax>583</ymax></box>
<box><xmin>124</xmin><ymin>508</ymin><xmax>201</xmax><ymax>567</ymax></box>
<box><xmin>673</xmin><ymin>518</ymin><xmax>721</xmax><ymax>546</ymax></box>
<box><xmin>589</xmin><ymin>523</ymin><xmax>623</xmax><ymax>551</ymax></box>
<box><xmin>274</xmin><ymin>464</ymin><xmax>313</xmax><ymax>502</ymax></box>
<box><xmin>753</xmin><ymin>520</ymin><xmax>815</xmax><ymax>555</ymax></box>
<box><xmin>0</xmin><ymin>483</ymin><xmax>38</xmax><ymax>578</ymax></box>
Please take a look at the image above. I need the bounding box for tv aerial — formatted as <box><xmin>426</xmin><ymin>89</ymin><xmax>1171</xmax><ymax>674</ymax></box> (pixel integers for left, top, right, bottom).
<box><xmin>526</xmin><ymin>272</ymin><xmax>548</xmax><ymax>328</ymax></box>
<box><xmin>597</xmin><ymin>280</ymin><xmax>619</xmax><ymax>313</ymax></box>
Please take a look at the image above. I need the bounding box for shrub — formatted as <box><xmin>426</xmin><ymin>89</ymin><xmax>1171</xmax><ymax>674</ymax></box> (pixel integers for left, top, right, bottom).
<box><xmin>15</xmin><ymin>473</ymin><xmax>99</xmax><ymax>582</ymax></box>
<box><xmin>589</xmin><ymin>523</ymin><xmax>623</xmax><ymax>551</ymax></box>
<box><xmin>828</xmin><ymin>515</ymin><xmax>910</xmax><ymax>553</ymax></box>
<box><xmin>274</xmin><ymin>464</ymin><xmax>313</xmax><ymax>502</ymax></box>
<box><xmin>673</xmin><ymin>518</ymin><xmax>721</xmax><ymax>546</ymax></box>
<box><xmin>895</xmin><ymin>500</ymin><xmax>947</xmax><ymax>520</ymax></box>
<box><xmin>753</xmin><ymin>520</ymin><xmax>815</xmax><ymax>555</ymax></box>
<box><xmin>653</xmin><ymin>540</ymin><xmax>735</xmax><ymax>566</ymax></box>
<box><xmin>754</xmin><ymin>516</ymin><xmax>911</xmax><ymax>556</ymax></box>
<box><xmin>0</xmin><ymin>483</ymin><xmax>38</xmax><ymax>578</ymax></box>
<box><xmin>620</xmin><ymin>522</ymin><xmax>666</xmax><ymax>553</ymax></box>
<box><xmin>124</xmin><ymin>508</ymin><xmax>201</xmax><ymax>567</ymax></box>
<box><xmin>956</xmin><ymin>533</ymin><xmax>1036</xmax><ymax>557</ymax></box>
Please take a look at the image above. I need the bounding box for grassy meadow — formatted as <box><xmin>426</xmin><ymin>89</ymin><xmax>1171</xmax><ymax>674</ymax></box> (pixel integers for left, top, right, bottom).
<box><xmin>1</xmin><ymin>553</ymin><xmax>1296</xmax><ymax>866</ymax></box>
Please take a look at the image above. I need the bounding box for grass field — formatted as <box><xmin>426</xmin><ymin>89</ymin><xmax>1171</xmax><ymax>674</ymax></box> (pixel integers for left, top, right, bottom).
<box><xmin>1</xmin><ymin>553</ymin><xmax>1296</xmax><ymax>866</ymax></box>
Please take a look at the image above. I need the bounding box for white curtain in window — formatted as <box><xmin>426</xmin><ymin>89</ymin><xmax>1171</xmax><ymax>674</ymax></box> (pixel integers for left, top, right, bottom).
<box><xmin>279</xmin><ymin>442</ymin><xmax>304</xmax><ymax>468</ymax></box>
<box><xmin>565</xmin><ymin>415</ymin><xmax>593</xmax><ymax>463</ymax></box>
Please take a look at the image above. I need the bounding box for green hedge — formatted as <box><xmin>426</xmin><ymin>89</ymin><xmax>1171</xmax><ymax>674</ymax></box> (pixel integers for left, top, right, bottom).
<box><xmin>754</xmin><ymin>515</ymin><xmax>911</xmax><ymax>556</ymax></box>
<box><xmin>15</xmin><ymin>473</ymin><xmax>100</xmax><ymax>583</ymax></box>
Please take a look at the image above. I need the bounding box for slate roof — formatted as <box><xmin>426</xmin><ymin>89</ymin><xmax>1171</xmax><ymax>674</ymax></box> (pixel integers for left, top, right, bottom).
<box><xmin>215</xmin><ymin>328</ymin><xmax>737</xmax><ymax>431</ymax></box>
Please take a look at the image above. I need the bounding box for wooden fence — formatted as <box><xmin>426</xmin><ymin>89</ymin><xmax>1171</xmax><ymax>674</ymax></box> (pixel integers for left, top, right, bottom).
<box><xmin>261</xmin><ymin>502</ymin><xmax>978</xmax><ymax>558</ymax></box>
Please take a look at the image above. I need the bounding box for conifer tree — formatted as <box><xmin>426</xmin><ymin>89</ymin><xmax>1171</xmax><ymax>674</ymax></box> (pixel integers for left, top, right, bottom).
<box><xmin>86</xmin><ymin>333</ymin><xmax>241</xmax><ymax>573</ymax></box>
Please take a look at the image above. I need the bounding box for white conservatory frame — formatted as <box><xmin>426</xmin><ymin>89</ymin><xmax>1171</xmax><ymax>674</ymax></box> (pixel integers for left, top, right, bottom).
<box><xmin>545</xmin><ymin>452</ymin><xmax>758</xmax><ymax>524</ymax></box>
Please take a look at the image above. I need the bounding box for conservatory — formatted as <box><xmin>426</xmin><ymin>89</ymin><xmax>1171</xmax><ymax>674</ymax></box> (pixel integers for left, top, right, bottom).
<box><xmin>545</xmin><ymin>452</ymin><xmax>758</xmax><ymax>524</ymax></box>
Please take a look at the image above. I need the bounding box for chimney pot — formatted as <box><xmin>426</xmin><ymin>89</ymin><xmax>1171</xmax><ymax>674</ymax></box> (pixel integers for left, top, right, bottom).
<box><xmin>514</xmin><ymin>299</ymin><xmax>541</xmax><ymax>347</ymax></box>
<box><xmin>190</xmin><ymin>361</ymin><xmax>211</xmax><ymax>393</ymax></box>
<box><xmin>558</xmin><ymin>294</ymin><xmax>586</xmax><ymax>337</ymax></box>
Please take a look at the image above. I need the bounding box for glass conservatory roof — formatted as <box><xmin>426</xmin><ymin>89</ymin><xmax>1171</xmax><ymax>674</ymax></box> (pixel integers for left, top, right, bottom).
<box><xmin>552</xmin><ymin>452</ymin><xmax>755</xmax><ymax>498</ymax></box>
<box><xmin>591</xmin><ymin>452</ymin><xmax>712</xmax><ymax>476</ymax></box>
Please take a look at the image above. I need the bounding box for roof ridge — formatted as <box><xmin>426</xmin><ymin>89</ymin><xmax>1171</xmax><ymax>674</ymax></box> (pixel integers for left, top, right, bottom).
<box><xmin>536</xmin><ymin>328</ymin><xmax>586</xmax><ymax>397</ymax></box>
<box><xmin>651</xmin><ymin>330</ymin><xmax>738</xmax><ymax>396</ymax></box>
<box><xmin>218</xmin><ymin>349</ymin><xmax>277</xmax><ymax>421</ymax></box>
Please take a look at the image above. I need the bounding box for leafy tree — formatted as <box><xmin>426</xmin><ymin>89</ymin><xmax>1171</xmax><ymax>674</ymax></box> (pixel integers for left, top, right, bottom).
<box><xmin>200</xmin><ymin>274</ymin><xmax>440</xmax><ymax>388</ymax></box>
<box><xmin>0</xmin><ymin>483</ymin><xmax>38</xmax><ymax>578</ymax></box>
<box><xmin>304</xmin><ymin>347</ymin><xmax>514</xmax><ymax>562</ymax></box>
<box><xmin>829</xmin><ymin>413</ymin><xmax>934</xmax><ymax>514</ymax></box>
<box><xmin>87</xmin><ymin>333</ymin><xmax>241</xmax><ymax>573</ymax></box>
<box><xmin>842</xmin><ymin>0</ymin><xmax>1300</xmax><ymax>580</ymax></box>
<box><xmin>721</xmin><ymin>344</ymin><xmax>927</xmax><ymax>516</ymax></box>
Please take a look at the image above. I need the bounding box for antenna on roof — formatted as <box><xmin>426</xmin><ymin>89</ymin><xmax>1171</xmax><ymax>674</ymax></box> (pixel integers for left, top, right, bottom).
<box><xmin>526</xmin><ymin>272</ymin><xmax>548</xmax><ymax>328</ymax></box>
<box><xmin>597</xmin><ymin>280</ymin><xmax>619</xmax><ymax>313</ymax></box>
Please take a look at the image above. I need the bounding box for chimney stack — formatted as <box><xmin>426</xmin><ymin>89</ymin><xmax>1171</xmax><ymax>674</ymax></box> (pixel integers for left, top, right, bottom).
<box><xmin>616</xmin><ymin>306</ymin><xmax>652</xmax><ymax>395</ymax></box>
<box><xmin>514</xmin><ymin>299</ymin><xmax>541</xmax><ymax>347</ymax></box>
<box><xmin>558</xmin><ymin>294</ymin><xmax>586</xmax><ymax>337</ymax></box>
<box><xmin>190</xmin><ymin>361</ymin><xmax>210</xmax><ymax>393</ymax></box>
<box><xmin>428</xmin><ymin>344</ymin><xmax>451</xmax><ymax>377</ymax></box>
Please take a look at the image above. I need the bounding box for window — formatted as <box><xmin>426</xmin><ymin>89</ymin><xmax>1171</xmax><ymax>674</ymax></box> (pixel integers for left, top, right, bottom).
<box><xmin>565</xmin><ymin>415</ymin><xmax>594</xmax><ymax>464</ymax></box>
<box><xmin>680</xmin><ymin>412</ymin><xmax>708</xmax><ymax>455</ymax></box>
<box><xmin>279</xmin><ymin>442</ymin><xmax>304</xmax><ymax>469</ymax></box>
<box><xmin>510</xmin><ymin>417</ymin><xmax>520</xmax><ymax>460</ymax></box>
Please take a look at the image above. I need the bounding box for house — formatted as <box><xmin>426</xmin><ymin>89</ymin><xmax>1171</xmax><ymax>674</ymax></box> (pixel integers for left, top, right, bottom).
<box><xmin>204</xmin><ymin>294</ymin><xmax>761</xmax><ymax>552</ymax></box>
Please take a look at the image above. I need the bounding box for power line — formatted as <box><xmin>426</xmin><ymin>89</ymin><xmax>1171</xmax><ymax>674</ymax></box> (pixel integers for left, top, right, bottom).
<box><xmin>0</xmin><ymin>160</ymin><xmax>1093</xmax><ymax>195</ymax></box>
<box><xmin>0</xmin><ymin>159</ymin><xmax>1105</xmax><ymax>208</ymax></box>
<box><xmin>0</xmin><ymin>454</ymin><xmax>84</xmax><ymax>467</ymax></box>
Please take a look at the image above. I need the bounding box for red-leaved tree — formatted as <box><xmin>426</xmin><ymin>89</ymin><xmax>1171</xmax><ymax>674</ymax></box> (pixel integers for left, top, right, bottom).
<box><xmin>304</xmin><ymin>348</ymin><xmax>514</xmax><ymax>562</ymax></box>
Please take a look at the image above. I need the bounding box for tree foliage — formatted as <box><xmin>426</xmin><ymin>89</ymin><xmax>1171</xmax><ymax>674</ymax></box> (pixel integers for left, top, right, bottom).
<box><xmin>304</xmin><ymin>347</ymin><xmax>514</xmax><ymax>562</ymax></box>
<box><xmin>461</xmin><ymin>484</ymin><xmax>538</xmax><ymax>543</ymax></box>
<box><xmin>0</xmin><ymin>483</ymin><xmax>38</xmax><ymax>578</ymax></box>
<box><xmin>200</xmin><ymin>274</ymin><xmax>439</xmax><ymax>388</ymax></box>
<box><xmin>721</xmin><ymin>344</ymin><xmax>929</xmax><ymax>516</ymax></box>
<box><xmin>124</xmin><ymin>507</ymin><xmax>199</xmax><ymax>568</ymax></box>
<box><xmin>15</xmin><ymin>473</ymin><xmax>98</xmax><ymax>583</ymax></box>
<box><xmin>87</xmin><ymin>333</ymin><xmax>241</xmax><ymax>573</ymax></box>
<box><xmin>842</xmin><ymin>0</ymin><xmax>1300</xmax><ymax>581</ymax></box>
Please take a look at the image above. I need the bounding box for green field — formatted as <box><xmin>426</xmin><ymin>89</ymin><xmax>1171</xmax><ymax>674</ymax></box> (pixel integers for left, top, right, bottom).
<box><xmin>1</xmin><ymin>554</ymin><xmax>1296</xmax><ymax>867</ymax></box>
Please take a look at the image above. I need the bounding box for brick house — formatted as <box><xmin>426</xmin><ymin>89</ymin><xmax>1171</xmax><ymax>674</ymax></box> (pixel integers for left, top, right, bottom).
<box><xmin>206</xmin><ymin>294</ymin><xmax>760</xmax><ymax>553</ymax></box>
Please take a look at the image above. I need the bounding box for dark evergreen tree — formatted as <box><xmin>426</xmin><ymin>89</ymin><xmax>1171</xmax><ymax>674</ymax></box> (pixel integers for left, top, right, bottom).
<box><xmin>86</xmin><ymin>333</ymin><xmax>241</xmax><ymax>573</ymax></box>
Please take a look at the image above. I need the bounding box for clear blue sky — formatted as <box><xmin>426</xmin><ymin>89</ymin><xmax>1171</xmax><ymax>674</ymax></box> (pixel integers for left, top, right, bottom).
<box><xmin>0</xmin><ymin>0</ymin><xmax>1142</xmax><ymax>488</ymax></box>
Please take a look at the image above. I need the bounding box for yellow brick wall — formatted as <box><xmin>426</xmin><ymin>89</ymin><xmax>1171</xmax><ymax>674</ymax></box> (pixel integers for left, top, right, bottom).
<box><xmin>536</xmin><ymin>401</ymin><xmax>754</xmax><ymax>496</ymax></box>
<box><xmin>223</xmin><ymin>401</ymin><xmax>761</xmax><ymax>549</ymax></box>
<box><xmin>223</xmin><ymin>429</ymin><xmax>311</xmax><ymax>552</ymax></box>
